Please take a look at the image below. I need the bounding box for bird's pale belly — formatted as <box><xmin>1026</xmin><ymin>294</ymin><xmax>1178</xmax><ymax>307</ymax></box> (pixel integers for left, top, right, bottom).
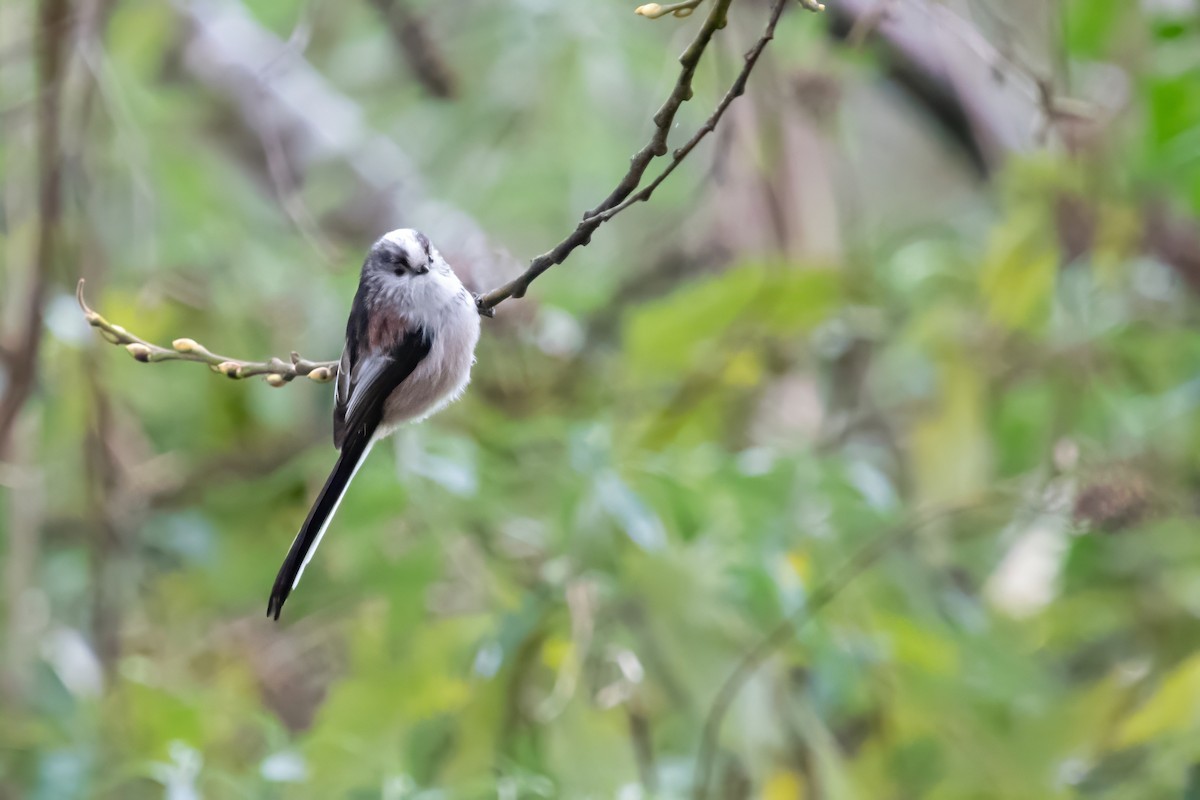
<box><xmin>379</xmin><ymin>305</ymin><xmax>479</xmax><ymax>432</ymax></box>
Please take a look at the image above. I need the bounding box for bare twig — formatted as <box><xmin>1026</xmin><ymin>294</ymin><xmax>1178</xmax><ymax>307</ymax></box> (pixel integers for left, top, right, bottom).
<box><xmin>175</xmin><ymin>0</ymin><xmax>497</xmax><ymax>268</ymax></box>
<box><xmin>75</xmin><ymin>280</ymin><xmax>337</xmax><ymax>385</ymax></box>
<box><xmin>582</xmin><ymin>0</ymin><xmax>793</xmax><ymax>229</ymax></box>
<box><xmin>475</xmin><ymin>0</ymin><xmax>816</xmax><ymax>311</ymax></box>
<box><xmin>0</xmin><ymin>0</ymin><xmax>70</xmax><ymax>459</ymax></box>
<box><xmin>472</xmin><ymin>0</ymin><xmax>737</xmax><ymax>310</ymax></box>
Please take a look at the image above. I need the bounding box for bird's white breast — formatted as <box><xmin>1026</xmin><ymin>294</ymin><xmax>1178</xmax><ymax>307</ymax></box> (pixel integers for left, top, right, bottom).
<box><xmin>375</xmin><ymin>270</ymin><xmax>480</xmax><ymax>436</ymax></box>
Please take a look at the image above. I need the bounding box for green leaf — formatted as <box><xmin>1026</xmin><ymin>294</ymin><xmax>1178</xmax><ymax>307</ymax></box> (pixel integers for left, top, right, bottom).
<box><xmin>1118</xmin><ymin>654</ymin><xmax>1200</xmax><ymax>747</ymax></box>
<box><xmin>1065</xmin><ymin>0</ymin><xmax>1133</xmax><ymax>57</ymax></box>
<box><xmin>623</xmin><ymin>263</ymin><xmax>840</xmax><ymax>377</ymax></box>
<box><xmin>979</xmin><ymin>210</ymin><xmax>1058</xmax><ymax>332</ymax></box>
<box><xmin>910</xmin><ymin>355</ymin><xmax>990</xmax><ymax>506</ymax></box>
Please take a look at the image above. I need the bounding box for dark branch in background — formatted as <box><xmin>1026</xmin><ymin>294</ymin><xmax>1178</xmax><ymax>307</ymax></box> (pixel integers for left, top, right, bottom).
<box><xmin>84</xmin><ymin>0</ymin><xmax>824</xmax><ymax>379</ymax></box>
<box><xmin>0</xmin><ymin>0</ymin><xmax>70</xmax><ymax>718</ymax></box>
<box><xmin>82</xmin><ymin>360</ymin><xmax>125</xmax><ymax>673</ymax></box>
<box><xmin>825</xmin><ymin>0</ymin><xmax>1095</xmax><ymax>174</ymax></box>
<box><xmin>176</xmin><ymin>0</ymin><xmax>497</xmax><ymax>267</ymax></box>
<box><xmin>827</xmin><ymin>0</ymin><xmax>1200</xmax><ymax>290</ymax></box>
<box><xmin>627</xmin><ymin>707</ymin><xmax>659</xmax><ymax>794</ymax></box>
<box><xmin>367</xmin><ymin>0</ymin><xmax>458</xmax><ymax>99</ymax></box>
<box><xmin>0</xmin><ymin>0</ymin><xmax>69</xmax><ymax>459</ymax></box>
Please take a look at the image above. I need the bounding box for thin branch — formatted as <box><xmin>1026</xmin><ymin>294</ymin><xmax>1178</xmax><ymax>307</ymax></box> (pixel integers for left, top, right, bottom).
<box><xmin>473</xmin><ymin>0</ymin><xmax>739</xmax><ymax>310</ymax></box>
<box><xmin>597</xmin><ymin>0</ymin><xmax>734</xmax><ymax>219</ymax></box>
<box><xmin>474</xmin><ymin>0</ymin><xmax>824</xmax><ymax>311</ymax></box>
<box><xmin>585</xmin><ymin>0</ymin><xmax>793</xmax><ymax>229</ymax></box>
<box><xmin>75</xmin><ymin>280</ymin><xmax>337</xmax><ymax>385</ymax></box>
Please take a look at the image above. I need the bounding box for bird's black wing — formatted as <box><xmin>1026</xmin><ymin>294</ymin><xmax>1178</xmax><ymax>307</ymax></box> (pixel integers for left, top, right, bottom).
<box><xmin>267</xmin><ymin>328</ymin><xmax>432</xmax><ymax>620</ymax></box>
<box><xmin>333</xmin><ymin>282</ymin><xmax>369</xmax><ymax>450</ymax></box>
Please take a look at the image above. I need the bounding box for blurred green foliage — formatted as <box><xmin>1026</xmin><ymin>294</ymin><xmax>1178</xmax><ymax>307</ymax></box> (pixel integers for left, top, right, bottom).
<box><xmin>3</xmin><ymin>0</ymin><xmax>1200</xmax><ymax>798</ymax></box>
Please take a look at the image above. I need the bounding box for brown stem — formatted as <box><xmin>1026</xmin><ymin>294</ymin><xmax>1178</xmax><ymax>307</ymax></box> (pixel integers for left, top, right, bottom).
<box><xmin>0</xmin><ymin>0</ymin><xmax>71</xmax><ymax>459</ymax></box>
<box><xmin>628</xmin><ymin>706</ymin><xmax>659</xmax><ymax>794</ymax></box>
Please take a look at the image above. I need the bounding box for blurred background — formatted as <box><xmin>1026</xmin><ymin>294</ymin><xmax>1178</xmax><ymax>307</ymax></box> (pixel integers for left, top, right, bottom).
<box><xmin>3</xmin><ymin>0</ymin><xmax>1200</xmax><ymax>797</ymax></box>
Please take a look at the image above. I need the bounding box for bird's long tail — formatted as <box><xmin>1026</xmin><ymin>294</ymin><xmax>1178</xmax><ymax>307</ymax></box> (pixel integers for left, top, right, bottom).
<box><xmin>267</xmin><ymin>436</ymin><xmax>373</xmax><ymax>620</ymax></box>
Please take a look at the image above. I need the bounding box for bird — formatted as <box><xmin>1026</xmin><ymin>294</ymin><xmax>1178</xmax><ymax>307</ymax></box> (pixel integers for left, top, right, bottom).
<box><xmin>267</xmin><ymin>229</ymin><xmax>482</xmax><ymax>620</ymax></box>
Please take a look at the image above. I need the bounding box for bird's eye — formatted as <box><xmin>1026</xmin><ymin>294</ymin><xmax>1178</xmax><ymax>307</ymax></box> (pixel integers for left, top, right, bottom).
<box><xmin>390</xmin><ymin>252</ymin><xmax>409</xmax><ymax>275</ymax></box>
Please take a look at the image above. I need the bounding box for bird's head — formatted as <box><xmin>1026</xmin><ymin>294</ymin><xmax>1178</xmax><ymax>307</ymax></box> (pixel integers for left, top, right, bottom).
<box><xmin>366</xmin><ymin>228</ymin><xmax>447</xmax><ymax>279</ymax></box>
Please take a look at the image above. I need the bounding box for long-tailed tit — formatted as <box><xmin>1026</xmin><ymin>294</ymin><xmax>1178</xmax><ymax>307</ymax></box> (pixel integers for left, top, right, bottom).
<box><xmin>267</xmin><ymin>229</ymin><xmax>481</xmax><ymax>620</ymax></box>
